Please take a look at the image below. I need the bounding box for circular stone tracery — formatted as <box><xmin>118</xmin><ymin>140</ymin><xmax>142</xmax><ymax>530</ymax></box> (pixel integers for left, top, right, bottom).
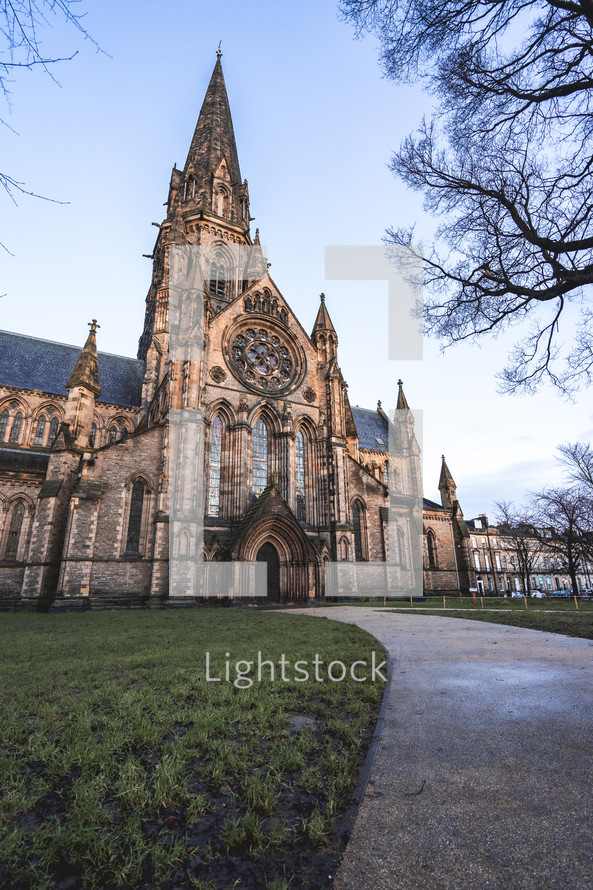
<box><xmin>224</xmin><ymin>323</ymin><xmax>304</xmax><ymax>395</ymax></box>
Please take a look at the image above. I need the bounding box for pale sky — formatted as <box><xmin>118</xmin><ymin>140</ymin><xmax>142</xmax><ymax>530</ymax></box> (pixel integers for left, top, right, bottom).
<box><xmin>2</xmin><ymin>0</ymin><xmax>591</xmax><ymax>518</ymax></box>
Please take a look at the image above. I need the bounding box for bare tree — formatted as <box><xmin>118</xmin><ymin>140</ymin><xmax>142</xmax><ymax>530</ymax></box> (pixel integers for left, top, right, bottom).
<box><xmin>529</xmin><ymin>486</ymin><xmax>593</xmax><ymax>593</ymax></box>
<box><xmin>339</xmin><ymin>0</ymin><xmax>593</xmax><ymax>393</ymax></box>
<box><xmin>495</xmin><ymin>501</ymin><xmax>543</xmax><ymax>595</ymax></box>
<box><xmin>1</xmin><ymin>0</ymin><xmax>100</xmax><ymax>243</ymax></box>
<box><xmin>557</xmin><ymin>441</ymin><xmax>593</xmax><ymax>491</ymax></box>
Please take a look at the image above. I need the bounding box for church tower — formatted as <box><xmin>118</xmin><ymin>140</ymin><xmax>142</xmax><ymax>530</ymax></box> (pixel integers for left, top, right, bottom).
<box><xmin>137</xmin><ymin>52</ymin><xmax>254</xmax><ymax>377</ymax></box>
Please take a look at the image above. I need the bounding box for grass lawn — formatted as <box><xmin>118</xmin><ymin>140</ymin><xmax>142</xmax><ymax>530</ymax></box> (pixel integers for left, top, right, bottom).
<box><xmin>381</xmin><ymin>595</ymin><xmax>593</xmax><ymax>640</ymax></box>
<box><xmin>0</xmin><ymin>609</ymin><xmax>385</xmax><ymax>890</ymax></box>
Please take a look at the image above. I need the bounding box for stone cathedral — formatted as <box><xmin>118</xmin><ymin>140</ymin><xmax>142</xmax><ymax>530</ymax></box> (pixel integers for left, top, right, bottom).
<box><xmin>0</xmin><ymin>55</ymin><xmax>471</xmax><ymax>610</ymax></box>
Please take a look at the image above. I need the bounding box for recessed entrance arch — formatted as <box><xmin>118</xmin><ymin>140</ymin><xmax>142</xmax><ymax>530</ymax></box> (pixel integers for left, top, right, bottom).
<box><xmin>237</xmin><ymin>505</ymin><xmax>318</xmax><ymax>602</ymax></box>
<box><xmin>256</xmin><ymin>541</ymin><xmax>280</xmax><ymax>602</ymax></box>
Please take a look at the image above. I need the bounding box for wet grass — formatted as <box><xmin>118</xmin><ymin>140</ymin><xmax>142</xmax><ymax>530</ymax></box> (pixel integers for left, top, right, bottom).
<box><xmin>0</xmin><ymin>609</ymin><xmax>385</xmax><ymax>889</ymax></box>
<box><xmin>383</xmin><ymin>595</ymin><xmax>593</xmax><ymax>640</ymax></box>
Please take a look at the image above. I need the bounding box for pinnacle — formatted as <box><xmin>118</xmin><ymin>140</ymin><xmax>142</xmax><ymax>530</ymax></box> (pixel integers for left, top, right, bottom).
<box><xmin>396</xmin><ymin>379</ymin><xmax>409</xmax><ymax>410</ymax></box>
<box><xmin>66</xmin><ymin>321</ymin><xmax>101</xmax><ymax>396</ymax></box>
<box><xmin>439</xmin><ymin>455</ymin><xmax>456</xmax><ymax>491</ymax></box>
<box><xmin>312</xmin><ymin>293</ymin><xmax>336</xmax><ymax>337</ymax></box>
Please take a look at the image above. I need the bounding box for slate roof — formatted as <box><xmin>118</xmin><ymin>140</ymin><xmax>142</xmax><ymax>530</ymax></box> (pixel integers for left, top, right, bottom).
<box><xmin>0</xmin><ymin>331</ymin><xmax>145</xmax><ymax>407</ymax></box>
<box><xmin>423</xmin><ymin>497</ymin><xmax>446</xmax><ymax>510</ymax></box>
<box><xmin>351</xmin><ymin>406</ymin><xmax>389</xmax><ymax>452</ymax></box>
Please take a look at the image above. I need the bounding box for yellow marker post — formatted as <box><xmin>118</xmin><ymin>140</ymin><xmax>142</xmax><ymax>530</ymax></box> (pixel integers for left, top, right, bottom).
<box><xmin>574</xmin><ymin>595</ymin><xmax>579</xmax><ymax>611</ymax></box>
<box><xmin>524</xmin><ymin>595</ymin><xmax>528</xmax><ymax>610</ymax></box>
<box><xmin>443</xmin><ymin>595</ymin><xmax>446</xmax><ymax>609</ymax></box>
<box><xmin>480</xmin><ymin>597</ymin><xmax>484</xmax><ymax>609</ymax></box>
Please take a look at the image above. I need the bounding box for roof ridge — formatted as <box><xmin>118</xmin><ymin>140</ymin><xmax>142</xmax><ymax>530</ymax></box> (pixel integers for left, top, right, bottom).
<box><xmin>0</xmin><ymin>330</ymin><xmax>144</xmax><ymax>363</ymax></box>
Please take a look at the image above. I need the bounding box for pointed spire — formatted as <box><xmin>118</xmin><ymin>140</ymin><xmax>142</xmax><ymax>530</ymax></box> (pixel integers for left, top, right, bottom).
<box><xmin>439</xmin><ymin>455</ymin><xmax>456</xmax><ymax>491</ymax></box>
<box><xmin>439</xmin><ymin>455</ymin><xmax>458</xmax><ymax>509</ymax></box>
<box><xmin>181</xmin><ymin>54</ymin><xmax>244</xmax><ymax>221</ymax></box>
<box><xmin>312</xmin><ymin>293</ymin><xmax>336</xmax><ymax>337</ymax></box>
<box><xmin>66</xmin><ymin>320</ymin><xmax>101</xmax><ymax>396</ymax></box>
<box><xmin>396</xmin><ymin>379</ymin><xmax>409</xmax><ymax>410</ymax></box>
<box><xmin>244</xmin><ymin>228</ymin><xmax>266</xmax><ymax>283</ymax></box>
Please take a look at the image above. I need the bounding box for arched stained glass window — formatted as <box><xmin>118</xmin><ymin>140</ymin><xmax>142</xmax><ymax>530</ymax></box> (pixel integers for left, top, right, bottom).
<box><xmin>352</xmin><ymin>501</ymin><xmax>365</xmax><ymax>562</ymax></box>
<box><xmin>48</xmin><ymin>416</ymin><xmax>59</xmax><ymax>445</ymax></box>
<box><xmin>427</xmin><ymin>530</ymin><xmax>437</xmax><ymax>568</ymax></box>
<box><xmin>9</xmin><ymin>412</ymin><xmax>22</xmax><ymax>444</ymax></box>
<box><xmin>252</xmin><ymin>418</ymin><xmax>268</xmax><ymax>497</ymax></box>
<box><xmin>90</xmin><ymin>423</ymin><xmax>97</xmax><ymax>447</ymax></box>
<box><xmin>34</xmin><ymin>416</ymin><xmax>46</xmax><ymax>446</ymax></box>
<box><xmin>295</xmin><ymin>430</ymin><xmax>306</xmax><ymax>521</ymax></box>
<box><xmin>5</xmin><ymin>502</ymin><xmax>25</xmax><ymax>560</ymax></box>
<box><xmin>340</xmin><ymin>537</ymin><xmax>349</xmax><ymax>561</ymax></box>
<box><xmin>208</xmin><ymin>416</ymin><xmax>223</xmax><ymax>516</ymax></box>
<box><xmin>125</xmin><ymin>481</ymin><xmax>145</xmax><ymax>554</ymax></box>
<box><xmin>109</xmin><ymin>426</ymin><xmax>118</xmax><ymax>443</ymax></box>
<box><xmin>0</xmin><ymin>410</ymin><xmax>9</xmax><ymax>441</ymax></box>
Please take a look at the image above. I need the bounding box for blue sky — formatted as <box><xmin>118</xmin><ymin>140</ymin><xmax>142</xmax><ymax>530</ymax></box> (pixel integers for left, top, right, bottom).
<box><xmin>2</xmin><ymin>0</ymin><xmax>591</xmax><ymax>516</ymax></box>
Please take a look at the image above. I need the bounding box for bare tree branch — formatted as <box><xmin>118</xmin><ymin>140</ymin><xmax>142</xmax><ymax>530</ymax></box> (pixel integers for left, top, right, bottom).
<box><xmin>1</xmin><ymin>0</ymin><xmax>102</xmax><ymax>251</ymax></box>
<box><xmin>340</xmin><ymin>0</ymin><xmax>593</xmax><ymax>392</ymax></box>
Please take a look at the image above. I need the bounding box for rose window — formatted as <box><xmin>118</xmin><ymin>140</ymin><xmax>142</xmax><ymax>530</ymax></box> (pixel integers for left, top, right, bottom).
<box><xmin>226</xmin><ymin>327</ymin><xmax>300</xmax><ymax>394</ymax></box>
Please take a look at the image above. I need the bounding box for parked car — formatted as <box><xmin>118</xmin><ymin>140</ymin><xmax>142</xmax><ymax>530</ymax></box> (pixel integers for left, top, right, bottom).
<box><xmin>529</xmin><ymin>590</ymin><xmax>547</xmax><ymax>598</ymax></box>
<box><xmin>551</xmin><ymin>589</ymin><xmax>572</xmax><ymax>597</ymax></box>
<box><xmin>579</xmin><ymin>589</ymin><xmax>592</xmax><ymax>600</ymax></box>
<box><xmin>511</xmin><ymin>591</ymin><xmax>524</xmax><ymax>598</ymax></box>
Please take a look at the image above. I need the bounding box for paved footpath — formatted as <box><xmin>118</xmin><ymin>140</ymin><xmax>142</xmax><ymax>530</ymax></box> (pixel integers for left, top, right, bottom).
<box><xmin>287</xmin><ymin>608</ymin><xmax>593</xmax><ymax>890</ymax></box>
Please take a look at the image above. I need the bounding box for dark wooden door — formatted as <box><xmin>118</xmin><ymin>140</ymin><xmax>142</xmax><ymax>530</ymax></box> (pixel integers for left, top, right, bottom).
<box><xmin>256</xmin><ymin>542</ymin><xmax>280</xmax><ymax>602</ymax></box>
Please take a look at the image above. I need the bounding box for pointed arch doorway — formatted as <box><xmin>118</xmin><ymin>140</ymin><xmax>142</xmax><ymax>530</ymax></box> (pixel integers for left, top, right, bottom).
<box><xmin>256</xmin><ymin>542</ymin><xmax>280</xmax><ymax>602</ymax></box>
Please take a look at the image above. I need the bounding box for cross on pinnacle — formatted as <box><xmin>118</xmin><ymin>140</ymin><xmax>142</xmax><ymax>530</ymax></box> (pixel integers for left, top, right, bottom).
<box><xmin>217</xmin><ymin>42</ymin><xmax>222</xmax><ymax>59</ymax></box>
<box><xmin>89</xmin><ymin>320</ymin><xmax>100</xmax><ymax>333</ymax></box>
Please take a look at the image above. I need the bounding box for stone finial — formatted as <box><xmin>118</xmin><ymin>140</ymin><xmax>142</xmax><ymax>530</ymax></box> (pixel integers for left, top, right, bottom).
<box><xmin>217</xmin><ymin>42</ymin><xmax>222</xmax><ymax>59</ymax></box>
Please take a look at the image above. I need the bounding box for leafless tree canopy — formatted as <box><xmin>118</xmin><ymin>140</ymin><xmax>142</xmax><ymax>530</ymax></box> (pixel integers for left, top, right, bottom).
<box><xmin>1</xmin><ymin>0</ymin><xmax>98</xmax><ymax>217</ymax></box>
<box><xmin>495</xmin><ymin>500</ymin><xmax>543</xmax><ymax>593</ymax></box>
<box><xmin>339</xmin><ymin>0</ymin><xmax>593</xmax><ymax>393</ymax></box>
<box><xmin>529</xmin><ymin>486</ymin><xmax>593</xmax><ymax>591</ymax></box>
<box><xmin>557</xmin><ymin>441</ymin><xmax>593</xmax><ymax>489</ymax></box>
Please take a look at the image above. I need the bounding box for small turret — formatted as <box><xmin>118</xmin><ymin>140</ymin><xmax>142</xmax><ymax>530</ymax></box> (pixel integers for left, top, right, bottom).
<box><xmin>312</xmin><ymin>293</ymin><xmax>337</xmax><ymax>363</ymax></box>
<box><xmin>396</xmin><ymin>378</ymin><xmax>410</xmax><ymax>410</ymax></box>
<box><xmin>63</xmin><ymin>320</ymin><xmax>100</xmax><ymax>449</ymax></box>
<box><xmin>439</xmin><ymin>455</ymin><xmax>458</xmax><ymax>509</ymax></box>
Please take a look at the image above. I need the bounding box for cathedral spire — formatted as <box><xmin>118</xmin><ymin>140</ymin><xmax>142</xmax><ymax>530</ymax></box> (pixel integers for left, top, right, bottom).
<box><xmin>179</xmin><ymin>54</ymin><xmax>248</xmax><ymax>227</ymax></box>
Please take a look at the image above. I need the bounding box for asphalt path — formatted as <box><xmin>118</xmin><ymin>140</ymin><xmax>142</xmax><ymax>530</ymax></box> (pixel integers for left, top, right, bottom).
<box><xmin>286</xmin><ymin>608</ymin><xmax>593</xmax><ymax>890</ymax></box>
